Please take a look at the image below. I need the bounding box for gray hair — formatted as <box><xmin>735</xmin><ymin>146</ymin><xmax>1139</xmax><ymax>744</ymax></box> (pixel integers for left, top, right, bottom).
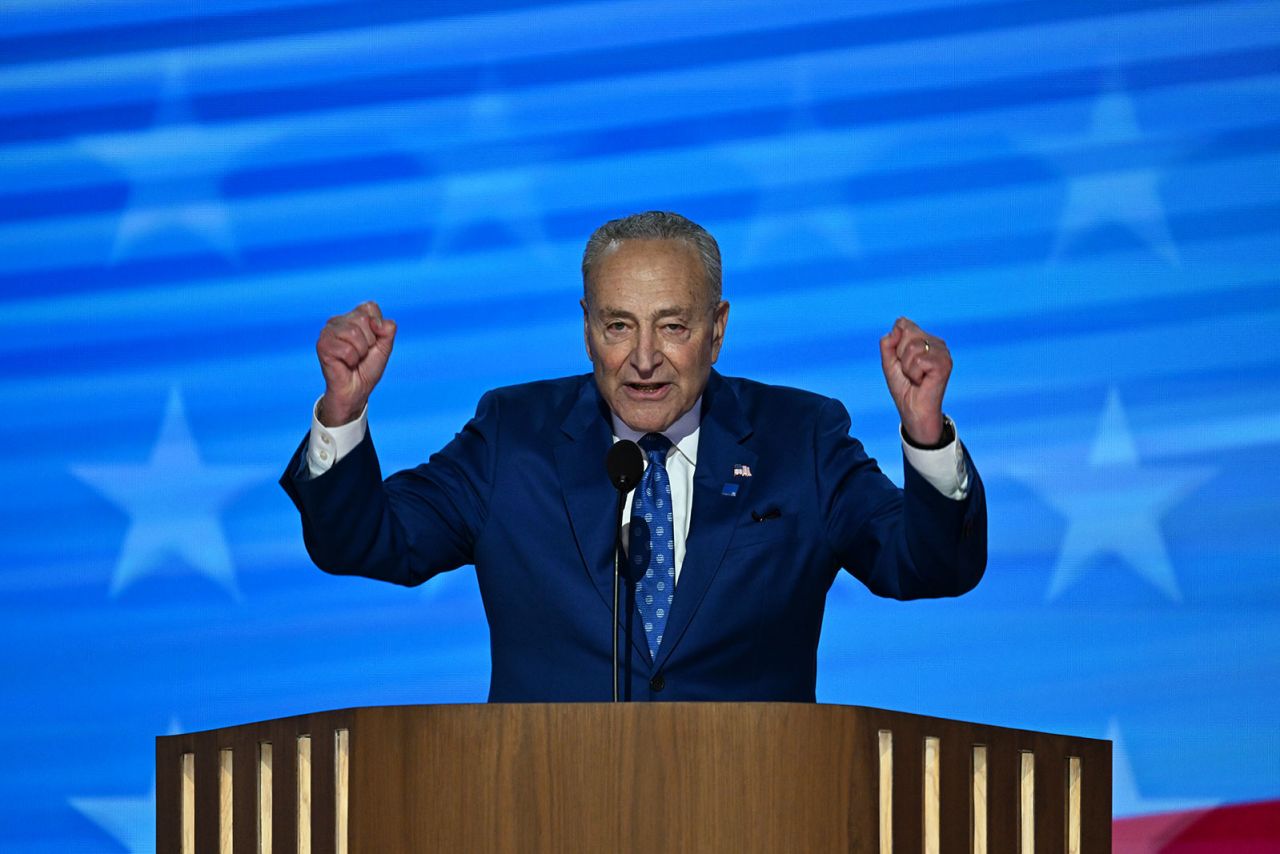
<box><xmin>581</xmin><ymin>211</ymin><xmax>722</xmax><ymax>307</ymax></box>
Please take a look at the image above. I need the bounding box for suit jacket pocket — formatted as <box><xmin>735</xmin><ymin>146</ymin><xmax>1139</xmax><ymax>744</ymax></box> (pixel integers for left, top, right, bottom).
<box><xmin>726</xmin><ymin>514</ymin><xmax>797</xmax><ymax>550</ymax></box>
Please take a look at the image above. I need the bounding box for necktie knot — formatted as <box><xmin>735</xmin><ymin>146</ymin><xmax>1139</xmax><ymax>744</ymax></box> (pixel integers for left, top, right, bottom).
<box><xmin>639</xmin><ymin>432</ymin><xmax>672</xmax><ymax>464</ymax></box>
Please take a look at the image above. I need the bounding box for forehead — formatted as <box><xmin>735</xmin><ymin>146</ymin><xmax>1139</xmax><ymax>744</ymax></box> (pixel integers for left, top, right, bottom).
<box><xmin>588</xmin><ymin>239</ymin><xmax>708</xmax><ymax>311</ymax></box>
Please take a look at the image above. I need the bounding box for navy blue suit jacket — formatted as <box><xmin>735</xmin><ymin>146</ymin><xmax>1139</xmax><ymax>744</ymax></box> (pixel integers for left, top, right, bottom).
<box><xmin>281</xmin><ymin>370</ymin><xmax>986</xmax><ymax>702</ymax></box>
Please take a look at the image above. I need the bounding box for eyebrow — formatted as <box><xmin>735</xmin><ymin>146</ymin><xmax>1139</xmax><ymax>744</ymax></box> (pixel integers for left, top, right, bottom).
<box><xmin>596</xmin><ymin>305</ymin><xmax>691</xmax><ymax>321</ymax></box>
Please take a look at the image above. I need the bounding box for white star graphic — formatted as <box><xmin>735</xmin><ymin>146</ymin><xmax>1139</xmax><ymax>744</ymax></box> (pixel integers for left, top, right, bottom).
<box><xmin>71</xmin><ymin>784</ymin><xmax>155</xmax><ymax>854</ymax></box>
<box><xmin>409</xmin><ymin>70</ymin><xmax>554</xmax><ymax>264</ymax></box>
<box><xmin>1013</xmin><ymin>388</ymin><xmax>1215</xmax><ymax>602</ymax></box>
<box><xmin>77</xmin><ymin>53</ymin><xmax>262</xmax><ymax>263</ymax></box>
<box><xmin>71</xmin><ymin>387</ymin><xmax>273</xmax><ymax>599</ymax></box>
<box><xmin>1035</xmin><ymin>72</ymin><xmax>1181</xmax><ymax>264</ymax></box>
<box><xmin>735</xmin><ymin>65</ymin><xmax>868</xmax><ymax>264</ymax></box>
<box><xmin>69</xmin><ymin>719</ymin><xmax>184</xmax><ymax>854</ymax></box>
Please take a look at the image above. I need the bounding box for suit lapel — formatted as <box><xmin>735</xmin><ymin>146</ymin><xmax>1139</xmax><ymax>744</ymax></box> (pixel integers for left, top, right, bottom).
<box><xmin>656</xmin><ymin>372</ymin><xmax>756</xmax><ymax>671</ymax></box>
<box><xmin>554</xmin><ymin>379</ymin><xmax>653</xmax><ymax>664</ymax></box>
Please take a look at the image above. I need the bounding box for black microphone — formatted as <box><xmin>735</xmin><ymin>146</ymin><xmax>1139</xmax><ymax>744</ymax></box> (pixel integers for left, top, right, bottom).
<box><xmin>606</xmin><ymin>440</ymin><xmax>643</xmax><ymax>492</ymax></box>
<box><xmin>604</xmin><ymin>440</ymin><xmax>643</xmax><ymax>702</ymax></box>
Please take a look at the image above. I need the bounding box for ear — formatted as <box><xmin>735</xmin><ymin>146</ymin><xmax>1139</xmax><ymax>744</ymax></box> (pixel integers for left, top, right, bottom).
<box><xmin>709</xmin><ymin>300</ymin><xmax>729</xmax><ymax>363</ymax></box>
<box><xmin>580</xmin><ymin>297</ymin><xmax>594</xmax><ymax>363</ymax></box>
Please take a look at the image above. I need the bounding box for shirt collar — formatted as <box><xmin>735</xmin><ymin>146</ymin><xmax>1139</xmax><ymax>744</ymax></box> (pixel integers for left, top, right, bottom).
<box><xmin>610</xmin><ymin>396</ymin><xmax>702</xmax><ymax>466</ymax></box>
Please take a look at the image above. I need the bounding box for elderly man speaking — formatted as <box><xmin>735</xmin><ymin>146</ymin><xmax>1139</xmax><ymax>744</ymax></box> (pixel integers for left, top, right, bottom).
<box><xmin>281</xmin><ymin>210</ymin><xmax>987</xmax><ymax>702</ymax></box>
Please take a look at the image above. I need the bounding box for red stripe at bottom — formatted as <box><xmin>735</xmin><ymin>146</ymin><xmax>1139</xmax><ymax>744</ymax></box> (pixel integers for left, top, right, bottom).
<box><xmin>1113</xmin><ymin>798</ymin><xmax>1280</xmax><ymax>852</ymax></box>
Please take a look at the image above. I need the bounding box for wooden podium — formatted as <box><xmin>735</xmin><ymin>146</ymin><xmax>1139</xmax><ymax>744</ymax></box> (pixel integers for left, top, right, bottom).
<box><xmin>156</xmin><ymin>703</ymin><xmax>1110</xmax><ymax>853</ymax></box>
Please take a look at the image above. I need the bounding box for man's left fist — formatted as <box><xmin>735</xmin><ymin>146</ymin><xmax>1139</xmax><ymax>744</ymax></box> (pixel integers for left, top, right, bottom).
<box><xmin>879</xmin><ymin>316</ymin><xmax>951</xmax><ymax>446</ymax></box>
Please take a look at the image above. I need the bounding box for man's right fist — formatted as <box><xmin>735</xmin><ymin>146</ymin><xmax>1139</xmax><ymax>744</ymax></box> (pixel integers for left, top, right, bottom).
<box><xmin>316</xmin><ymin>301</ymin><xmax>397</xmax><ymax>427</ymax></box>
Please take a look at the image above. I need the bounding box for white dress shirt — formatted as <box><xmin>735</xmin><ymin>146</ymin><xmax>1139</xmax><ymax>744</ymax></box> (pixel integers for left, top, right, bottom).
<box><xmin>303</xmin><ymin>396</ymin><xmax>970</xmax><ymax>586</ymax></box>
<box><xmin>610</xmin><ymin>399</ymin><xmax>702</xmax><ymax>584</ymax></box>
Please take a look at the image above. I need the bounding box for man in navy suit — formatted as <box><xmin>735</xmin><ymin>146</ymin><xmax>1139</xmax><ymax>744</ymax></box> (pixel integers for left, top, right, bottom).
<box><xmin>281</xmin><ymin>211</ymin><xmax>986</xmax><ymax>702</ymax></box>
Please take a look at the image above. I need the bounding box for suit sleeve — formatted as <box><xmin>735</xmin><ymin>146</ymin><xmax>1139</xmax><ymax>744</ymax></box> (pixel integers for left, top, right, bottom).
<box><xmin>815</xmin><ymin>397</ymin><xmax>987</xmax><ymax>599</ymax></box>
<box><xmin>279</xmin><ymin>392</ymin><xmax>500</xmax><ymax>586</ymax></box>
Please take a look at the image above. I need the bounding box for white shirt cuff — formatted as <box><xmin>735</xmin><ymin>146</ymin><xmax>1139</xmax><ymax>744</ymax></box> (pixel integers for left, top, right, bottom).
<box><xmin>302</xmin><ymin>397</ymin><xmax>368</xmax><ymax>479</ymax></box>
<box><xmin>900</xmin><ymin>416</ymin><xmax>970</xmax><ymax>500</ymax></box>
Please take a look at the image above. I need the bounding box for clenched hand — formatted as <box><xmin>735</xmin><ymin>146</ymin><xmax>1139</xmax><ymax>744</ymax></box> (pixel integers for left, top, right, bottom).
<box><xmin>879</xmin><ymin>316</ymin><xmax>951</xmax><ymax>446</ymax></box>
<box><xmin>316</xmin><ymin>301</ymin><xmax>397</xmax><ymax>427</ymax></box>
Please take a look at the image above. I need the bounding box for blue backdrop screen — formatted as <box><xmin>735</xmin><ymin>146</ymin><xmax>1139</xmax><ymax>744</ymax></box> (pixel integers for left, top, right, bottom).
<box><xmin>2</xmin><ymin>1</ymin><xmax>1278</xmax><ymax>850</ymax></box>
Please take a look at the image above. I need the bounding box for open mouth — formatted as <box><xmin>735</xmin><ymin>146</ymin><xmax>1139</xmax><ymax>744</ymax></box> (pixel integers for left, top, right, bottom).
<box><xmin>626</xmin><ymin>382</ymin><xmax>670</xmax><ymax>397</ymax></box>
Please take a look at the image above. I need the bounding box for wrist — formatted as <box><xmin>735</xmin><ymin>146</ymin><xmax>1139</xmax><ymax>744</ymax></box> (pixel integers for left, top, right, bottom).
<box><xmin>317</xmin><ymin>393</ymin><xmax>365</xmax><ymax>428</ymax></box>
<box><xmin>902</xmin><ymin>416</ymin><xmax>954</xmax><ymax>450</ymax></box>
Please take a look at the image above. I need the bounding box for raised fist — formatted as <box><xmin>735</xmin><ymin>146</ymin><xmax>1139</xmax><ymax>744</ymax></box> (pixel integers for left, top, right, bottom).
<box><xmin>879</xmin><ymin>316</ymin><xmax>951</xmax><ymax>446</ymax></box>
<box><xmin>316</xmin><ymin>301</ymin><xmax>397</xmax><ymax>427</ymax></box>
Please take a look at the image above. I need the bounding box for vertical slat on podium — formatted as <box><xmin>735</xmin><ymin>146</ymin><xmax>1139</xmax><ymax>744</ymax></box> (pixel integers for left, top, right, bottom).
<box><xmin>334</xmin><ymin>727</ymin><xmax>349</xmax><ymax>854</ymax></box>
<box><xmin>923</xmin><ymin>736</ymin><xmax>941</xmax><ymax>854</ymax></box>
<box><xmin>937</xmin><ymin>728</ymin><xmax>969</xmax><ymax>852</ymax></box>
<box><xmin>875</xmin><ymin>727</ymin><xmax>896</xmax><ymax>854</ymax></box>
<box><xmin>297</xmin><ymin>734</ymin><xmax>313</xmax><ymax>854</ymax></box>
<box><xmin>259</xmin><ymin>741</ymin><xmax>274</xmax><ymax>853</ymax></box>
<box><xmin>972</xmin><ymin>745</ymin><xmax>989</xmax><ymax>854</ymax></box>
<box><xmin>182</xmin><ymin>752</ymin><xmax>196</xmax><ymax>854</ymax></box>
<box><xmin>1067</xmin><ymin>756</ymin><xmax>1083</xmax><ymax>854</ymax></box>
<box><xmin>217</xmin><ymin>749</ymin><xmax>232</xmax><ymax>854</ymax></box>
<box><xmin>926</xmin><ymin>727</ymin><xmax>962</xmax><ymax>850</ymax></box>
<box><xmin>1019</xmin><ymin>752</ymin><xmax>1035</xmax><ymax>854</ymax></box>
<box><xmin>876</xmin><ymin>729</ymin><xmax>892</xmax><ymax>854</ymax></box>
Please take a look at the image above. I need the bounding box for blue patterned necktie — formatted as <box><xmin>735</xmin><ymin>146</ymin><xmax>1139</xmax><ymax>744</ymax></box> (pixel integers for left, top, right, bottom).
<box><xmin>630</xmin><ymin>432</ymin><xmax>675</xmax><ymax>659</ymax></box>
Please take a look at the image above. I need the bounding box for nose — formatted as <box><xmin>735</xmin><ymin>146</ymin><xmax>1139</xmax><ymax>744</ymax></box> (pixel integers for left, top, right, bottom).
<box><xmin>630</xmin><ymin>327</ymin><xmax>663</xmax><ymax>375</ymax></box>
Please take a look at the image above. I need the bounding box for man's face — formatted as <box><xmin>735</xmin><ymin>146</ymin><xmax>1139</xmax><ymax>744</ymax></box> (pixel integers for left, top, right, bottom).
<box><xmin>582</xmin><ymin>239</ymin><xmax>729</xmax><ymax>434</ymax></box>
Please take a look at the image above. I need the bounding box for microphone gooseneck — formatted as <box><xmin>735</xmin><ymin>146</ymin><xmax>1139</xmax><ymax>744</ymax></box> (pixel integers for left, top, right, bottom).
<box><xmin>604</xmin><ymin>440</ymin><xmax>644</xmax><ymax>702</ymax></box>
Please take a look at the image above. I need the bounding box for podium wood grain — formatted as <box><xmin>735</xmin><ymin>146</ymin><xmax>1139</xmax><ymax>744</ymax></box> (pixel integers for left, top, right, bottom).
<box><xmin>157</xmin><ymin>703</ymin><xmax>1110</xmax><ymax>853</ymax></box>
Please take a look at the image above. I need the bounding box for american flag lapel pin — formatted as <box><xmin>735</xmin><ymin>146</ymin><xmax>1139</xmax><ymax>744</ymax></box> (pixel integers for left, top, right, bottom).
<box><xmin>733</xmin><ymin>464</ymin><xmax>752</xmax><ymax>478</ymax></box>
